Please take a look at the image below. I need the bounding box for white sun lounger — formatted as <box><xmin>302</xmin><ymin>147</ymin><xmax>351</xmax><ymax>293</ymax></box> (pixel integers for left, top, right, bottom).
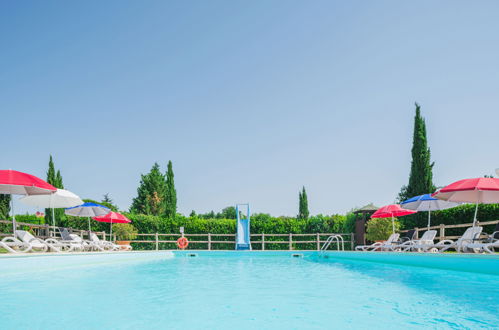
<box><xmin>480</xmin><ymin>241</ymin><xmax>499</xmax><ymax>254</ymax></box>
<box><xmin>430</xmin><ymin>227</ymin><xmax>483</xmax><ymax>253</ymax></box>
<box><xmin>465</xmin><ymin>240</ymin><xmax>499</xmax><ymax>254</ymax></box>
<box><xmin>392</xmin><ymin>230</ymin><xmax>437</xmax><ymax>252</ymax></box>
<box><xmin>56</xmin><ymin>228</ymin><xmax>90</xmax><ymax>252</ymax></box>
<box><xmin>463</xmin><ymin>225</ymin><xmax>499</xmax><ymax>254</ymax></box>
<box><xmin>90</xmin><ymin>233</ymin><xmax>125</xmax><ymax>251</ymax></box>
<box><xmin>355</xmin><ymin>233</ymin><xmax>400</xmax><ymax>251</ymax></box>
<box><xmin>69</xmin><ymin>233</ymin><xmax>104</xmax><ymax>252</ymax></box>
<box><xmin>0</xmin><ymin>236</ymin><xmax>31</xmax><ymax>253</ymax></box>
<box><xmin>16</xmin><ymin>230</ymin><xmax>61</xmax><ymax>253</ymax></box>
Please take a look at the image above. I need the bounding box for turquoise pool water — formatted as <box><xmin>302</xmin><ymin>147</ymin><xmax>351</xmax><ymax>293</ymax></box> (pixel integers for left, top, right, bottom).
<box><xmin>0</xmin><ymin>251</ymin><xmax>498</xmax><ymax>329</ymax></box>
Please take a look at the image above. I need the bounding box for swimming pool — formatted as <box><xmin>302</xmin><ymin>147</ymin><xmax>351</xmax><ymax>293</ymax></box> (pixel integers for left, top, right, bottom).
<box><xmin>0</xmin><ymin>251</ymin><xmax>498</xmax><ymax>329</ymax></box>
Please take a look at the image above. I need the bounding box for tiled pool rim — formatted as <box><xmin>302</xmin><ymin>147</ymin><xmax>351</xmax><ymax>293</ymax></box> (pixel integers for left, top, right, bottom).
<box><xmin>3</xmin><ymin>250</ymin><xmax>496</xmax><ymax>276</ymax></box>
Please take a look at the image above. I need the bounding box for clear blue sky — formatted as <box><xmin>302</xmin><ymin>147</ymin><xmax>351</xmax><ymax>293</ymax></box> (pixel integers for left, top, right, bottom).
<box><xmin>2</xmin><ymin>1</ymin><xmax>498</xmax><ymax>216</ymax></box>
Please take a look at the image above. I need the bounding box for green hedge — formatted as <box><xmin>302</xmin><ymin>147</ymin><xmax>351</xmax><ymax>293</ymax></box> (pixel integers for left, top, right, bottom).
<box><xmin>0</xmin><ymin>214</ymin><xmax>45</xmax><ymax>234</ymax></box>
<box><xmin>54</xmin><ymin>213</ymin><xmax>351</xmax><ymax>250</ymax></box>
<box><xmin>57</xmin><ymin>213</ymin><xmax>350</xmax><ymax>234</ymax></box>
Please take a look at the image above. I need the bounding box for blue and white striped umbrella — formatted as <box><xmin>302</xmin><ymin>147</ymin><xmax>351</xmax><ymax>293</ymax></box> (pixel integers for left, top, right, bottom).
<box><xmin>401</xmin><ymin>194</ymin><xmax>461</xmax><ymax>229</ymax></box>
<box><xmin>65</xmin><ymin>202</ymin><xmax>110</xmax><ymax>231</ymax></box>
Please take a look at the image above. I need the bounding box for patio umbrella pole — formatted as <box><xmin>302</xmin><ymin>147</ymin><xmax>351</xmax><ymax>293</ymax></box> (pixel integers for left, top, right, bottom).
<box><xmin>87</xmin><ymin>217</ymin><xmax>91</xmax><ymax>233</ymax></box>
<box><xmin>11</xmin><ymin>197</ymin><xmax>16</xmax><ymax>234</ymax></box>
<box><xmin>472</xmin><ymin>202</ymin><xmax>479</xmax><ymax>227</ymax></box>
<box><xmin>391</xmin><ymin>215</ymin><xmax>395</xmax><ymax>234</ymax></box>
<box><xmin>427</xmin><ymin>206</ymin><xmax>431</xmax><ymax>230</ymax></box>
<box><xmin>51</xmin><ymin>194</ymin><xmax>55</xmax><ymax>236</ymax></box>
<box><xmin>110</xmin><ymin>219</ymin><xmax>113</xmax><ymax>242</ymax></box>
<box><xmin>52</xmin><ymin>207</ymin><xmax>55</xmax><ymax>233</ymax></box>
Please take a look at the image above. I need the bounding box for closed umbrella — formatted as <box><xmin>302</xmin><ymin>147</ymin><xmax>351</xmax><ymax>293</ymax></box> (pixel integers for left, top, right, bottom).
<box><xmin>65</xmin><ymin>202</ymin><xmax>110</xmax><ymax>232</ymax></box>
<box><xmin>0</xmin><ymin>170</ymin><xmax>56</xmax><ymax>233</ymax></box>
<box><xmin>20</xmin><ymin>189</ymin><xmax>83</xmax><ymax>228</ymax></box>
<box><xmin>371</xmin><ymin>204</ymin><xmax>417</xmax><ymax>234</ymax></box>
<box><xmin>93</xmin><ymin>212</ymin><xmax>131</xmax><ymax>241</ymax></box>
<box><xmin>401</xmin><ymin>194</ymin><xmax>461</xmax><ymax>229</ymax></box>
<box><xmin>433</xmin><ymin>177</ymin><xmax>499</xmax><ymax>226</ymax></box>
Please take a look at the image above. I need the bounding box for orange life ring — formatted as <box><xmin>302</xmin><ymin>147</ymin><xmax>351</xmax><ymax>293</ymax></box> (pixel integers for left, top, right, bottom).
<box><xmin>177</xmin><ymin>237</ymin><xmax>189</xmax><ymax>249</ymax></box>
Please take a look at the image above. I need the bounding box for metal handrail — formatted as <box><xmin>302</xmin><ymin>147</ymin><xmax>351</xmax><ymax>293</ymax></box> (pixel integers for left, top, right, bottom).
<box><xmin>320</xmin><ymin>234</ymin><xmax>344</xmax><ymax>252</ymax></box>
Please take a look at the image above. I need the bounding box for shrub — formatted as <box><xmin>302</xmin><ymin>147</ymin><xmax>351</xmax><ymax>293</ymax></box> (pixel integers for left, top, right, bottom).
<box><xmin>365</xmin><ymin>218</ymin><xmax>400</xmax><ymax>241</ymax></box>
<box><xmin>342</xmin><ymin>212</ymin><xmax>356</xmax><ymax>233</ymax></box>
<box><xmin>113</xmin><ymin>223</ymin><xmax>138</xmax><ymax>241</ymax></box>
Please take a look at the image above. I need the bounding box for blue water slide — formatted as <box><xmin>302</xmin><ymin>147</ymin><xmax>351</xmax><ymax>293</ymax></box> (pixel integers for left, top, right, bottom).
<box><xmin>235</xmin><ymin>204</ymin><xmax>251</xmax><ymax>250</ymax></box>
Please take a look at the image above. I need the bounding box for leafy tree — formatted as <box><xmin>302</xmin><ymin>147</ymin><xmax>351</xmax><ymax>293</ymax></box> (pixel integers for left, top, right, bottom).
<box><xmin>199</xmin><ymin>210</ymin><xmax>216</xmax><ymax>219</ymax></box>
<box><xmin>130</xmin><ymin>163</ymin><xmax>167</xmax><ymax>216</ymax></box>
<box><xmin>45</xmin><ymin>155</ymin><xmax>65</xmax><ymax>226</ymax></box>
<box><xmin>189</xmin><ymin>210</ymin><xmax>197</xmax><ymax>218</ymax></box>
<box><xmin>164</xmin><ymin>160</ymin><xmax>177</xmax><ymax>218</ymax></box>
<box><xmin>298</xmin><ymin>186</ymin><xmax>309</xmax><ymax>220</ymax></box>
<box><xmin>398</xmin><ymin>103</ymin><xmax>436</xmax><ymax>202</ymax></box>
<box><xmin>366</xmin><ymin>218</ymin><xmax>400</xmax><ymax>241</ymax></box>
<box><xmin>113</xmin><ymin>223</ymin><xmax>138</xmax><ymax>241</ymax></box>
<box><xmin>0</xmin><ymin>194</ymin><xmax>11</xmax><ymax>219</ymax></box>
<box><xmin>220</xmin><ymin>206</ymin><xmax>237</xmax><ymax>219</ymax></box>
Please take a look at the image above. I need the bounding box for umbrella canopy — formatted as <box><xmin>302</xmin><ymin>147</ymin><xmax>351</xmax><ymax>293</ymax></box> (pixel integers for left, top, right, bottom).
<box><xmin>65</xmin><ymin>202</ymin><xmax>110</xmax><ymax>217</ymax></box>
<box><xmin>371</xmin><ymin>204</ymin><xmax>417</xmax><ymax>218</ymax></box>
<box><xmin>432</xmin><ymin>178</ymin><xmax>499</xmax><ymax>203</ymax></box>
<box><xmin>20</xmin><ymin>188</ymin><xmax>83</xmax><ymax>208</ymax></box>
<box><xmin>401</xmin><ymin>194</ymin><xmax>461</xmax><ymax>229</ymax></box>
<box><xmin>93</xmin><ymin>212</ymin><xmax>131</xmax><ymax>241</ymax></box>
<box><xmin>93</xmin><ymin>212</ymin><xmax>131</xmax><ymax>224</ymax></box>
<box><xmin>433</xmin><ymin>177</ymin><xmax>499</xmax><ymax>226</ymax></box>
<box><xmin>401</xmin><ymin>194</ymin><xmax>461</xmax><ymax>211</ymax></box>
<box><xmin>0</xmin><ymin>170</ymin><xmax>56</xmax><ymax>195</ymax></box>
<box><xmin>371</xmin><ymin>204</ymin><xmax>417</xmax><ymax>234</ymax></box>
<box><xmin>0</xmin><ymin>170</ymin><xmax>56</xmax><ymax>233</ymax></box>
<box><xmin>20</xmin><ymin>188</ymin><xmax>83</xmax><ymax>229</ymax></box>
<box><xmin>65</xmin><ymin>202</ymin><xmax>111</xmax><ymax>232</ymax></box>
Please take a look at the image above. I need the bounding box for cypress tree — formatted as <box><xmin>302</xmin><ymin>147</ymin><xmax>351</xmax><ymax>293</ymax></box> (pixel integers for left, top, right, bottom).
<box><xmin>55</xmin><ymin>170</ymin><xmax>64</xmax><ymax>189</ymax></box>
<box><xmin>45</xmin><ymin>156</ymin><xmax>65</xmax><ymax>226</ymax></box>
<box><xmin>45</xmin><ymin>155</ymin><xmax>55</xmax><ymax>225</ymax></box>
<box><xmin>0</xmin><ymin>194</ymin><xmax>11</xmax><ymax>219</ymax></box>
<box><xmin>298</xmin><ymin>186</ymin><xmax>309</xmax><ymax>220</ymax></box>
<box><xmin>130</xmin><ymin>163</ymin><xmax>167</xmax><ymax>216</ymax></box>
<box><xmin>46</xmin><ymin>156</ymin><xmax>56</xmax><ymax>188</ymax></box>
<box><xmin>399</xmin><ymin>103</ymin><xmax>436</xmax><ymax>202</ymax></box>
<box><xmin>398</xmin><ymin>104</ymin><xmax>436</xmax><ymax>228</ymax></box>
<box><xmin>164</xmin><ymin>160</ymin><xmax>177</xmax><ymax>218</ymax></box>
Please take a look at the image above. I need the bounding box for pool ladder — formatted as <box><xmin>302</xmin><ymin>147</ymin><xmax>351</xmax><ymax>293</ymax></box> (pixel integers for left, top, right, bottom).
<box><xmin>320</xmin><ymin>235</ymin><xmax>344</xmax><ymax>252</ymax></box>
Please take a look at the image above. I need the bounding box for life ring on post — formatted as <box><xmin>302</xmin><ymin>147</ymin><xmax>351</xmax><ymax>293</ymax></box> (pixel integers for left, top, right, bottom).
<box><xmin>177</xmin><ymin>237</ymin><xmax>189</xmax><ymax>249</ymax></box>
